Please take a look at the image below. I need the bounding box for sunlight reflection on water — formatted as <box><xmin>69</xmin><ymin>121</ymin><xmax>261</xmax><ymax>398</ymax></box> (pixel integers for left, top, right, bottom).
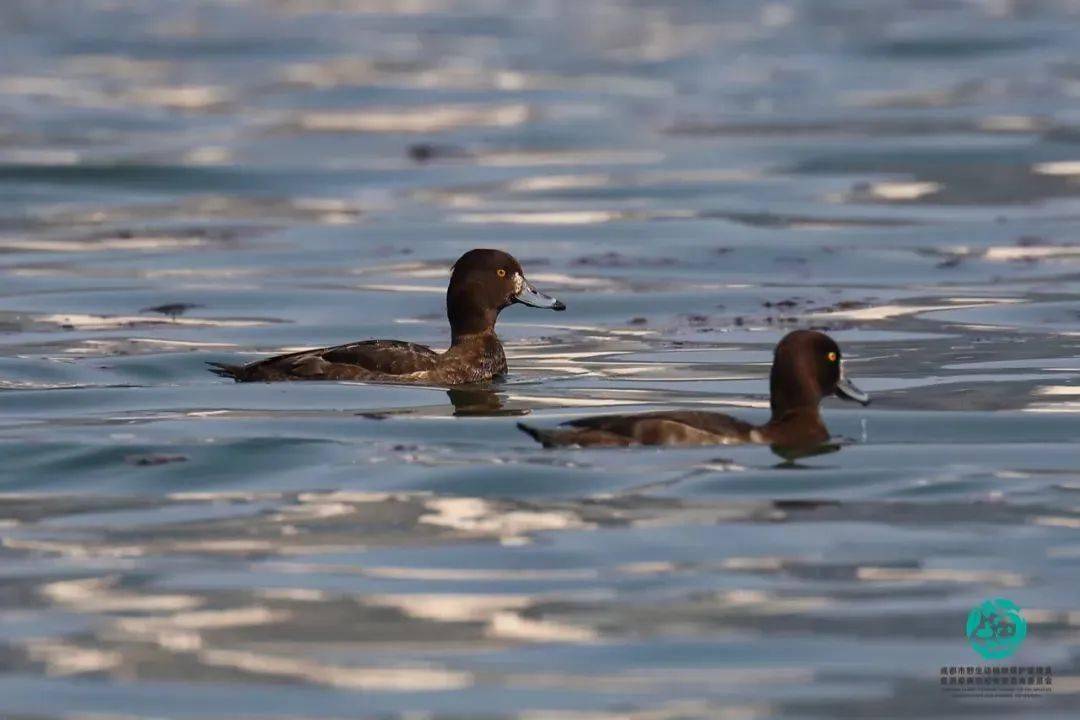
<box><xmin>1</xmin><ymin>0</ymin><xmax>1079</xmax><ymax>718</ymax></box>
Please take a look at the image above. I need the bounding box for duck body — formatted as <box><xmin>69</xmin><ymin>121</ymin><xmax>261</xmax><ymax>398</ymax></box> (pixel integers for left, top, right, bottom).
<box><xmin>518</xmin><ymin>408</ymin><xmax>829</xmax><ymax>449</ymax></box>
<box><xmin>209</xmin><ymin>334</ymin><xmax>505</xmax><ymax>385</ymax></box>
<box><xmin>209</xmin><ymin>249</ymin><xmax>563</xmax><ymax>385</ymax></box>
<box><xmin>518</xmin><ymin>330</ymin><xmax>868</xmax><ymax>450</ymax></box>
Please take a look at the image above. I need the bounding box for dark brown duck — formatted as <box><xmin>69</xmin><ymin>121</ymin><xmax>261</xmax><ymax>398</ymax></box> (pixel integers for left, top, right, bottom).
<box><xmin>518</xmin><ymin>330</ymin><xmax>869</xmax><ymax>450</ymax></box>
<box><xmin>208</xmin><ymin>249</ymin><xmax>564</xmax><ymax>385</ymax></box>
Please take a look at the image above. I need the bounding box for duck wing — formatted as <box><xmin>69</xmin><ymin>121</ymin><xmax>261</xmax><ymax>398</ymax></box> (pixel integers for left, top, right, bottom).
<box><xmin>209</xmin><ymin>340</ymin><xmax>440</xmax><ymax>382</ymax></box>
<box><xmin>519</xmin><ymin>410</ymin><xmax>755</xmax><ymax>448</ymax></box>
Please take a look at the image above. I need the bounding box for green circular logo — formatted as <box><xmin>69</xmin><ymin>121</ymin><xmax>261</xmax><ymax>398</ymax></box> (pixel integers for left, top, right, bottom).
<box><xmin>966</xmin><ymin>598</ymin><xmax>1027</xmax><ymax>660</ymax></box>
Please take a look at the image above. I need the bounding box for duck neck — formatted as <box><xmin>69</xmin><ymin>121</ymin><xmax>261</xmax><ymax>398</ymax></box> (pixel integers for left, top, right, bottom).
<box><xmin>448</xmin><ymin>329</ymin><xmax>499</xmax><ymax>349</ymax></box>
<box><xmin>440</xmin><ymin>331</ymin><xmax>507</xmax><ymax>381</ymax></box>
<box><xmin>769</xmin><ymin>360</ymin><xmax>823</xmax><ymax>423</ymax></box>
<box><xmin>767</xmin><ymin>358</ymin><xmax>828</xmax><ymax>446</ymax></box>
<box><xmin>450</xmin><ymin>324</ymin><xmax>497</xmax><ymax>347</ymax></box>
<box><xmin>760</xmin><ymin>406</ymin><xmax>829</xmax><ymax>448</ymax></box>
<box><xmin>447</xmin><ymin>283</ymin><xmax>499</xmax><ymax>346</ymax></box>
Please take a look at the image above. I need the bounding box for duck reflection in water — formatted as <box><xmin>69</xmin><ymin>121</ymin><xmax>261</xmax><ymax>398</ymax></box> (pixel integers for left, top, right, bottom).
<box><xmin>447</xmin><ymin>387</ymin><xmax>529</xmax><ymax>417</ymax></box>
<box><xmin>772</xmin><ymin>440</ymin><xmax>844</xmax><ymax>464</ymax></box>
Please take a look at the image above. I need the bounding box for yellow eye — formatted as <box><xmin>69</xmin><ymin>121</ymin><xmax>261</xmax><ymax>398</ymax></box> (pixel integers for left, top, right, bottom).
<box><xmin>827</xmin><ymin>351</ymin><xmax>838</xmax><ymax>362</ymax></box>
<box><xmin>496</xmin><ymin>268</ymin><xmax>506</xmax><ymax>278</ymax></box>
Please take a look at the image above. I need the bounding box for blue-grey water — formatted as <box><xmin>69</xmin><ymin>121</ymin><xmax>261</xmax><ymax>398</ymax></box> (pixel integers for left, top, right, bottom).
<box><xmin>1</xmin><ymin>1</ymin><xmax>1079</xmax><ymax>718</ymax></box>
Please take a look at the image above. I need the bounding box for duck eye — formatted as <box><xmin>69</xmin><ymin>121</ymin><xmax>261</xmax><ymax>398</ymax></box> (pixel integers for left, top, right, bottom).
<box><xmin>496</xmin><ymin>268</ymin><xmax>506</xmax><ymax>278</ymax></box>
<box><xmin>827</xmin><ymin>351</ymin><xmax>838</xmax><ymax>362</ymax></box>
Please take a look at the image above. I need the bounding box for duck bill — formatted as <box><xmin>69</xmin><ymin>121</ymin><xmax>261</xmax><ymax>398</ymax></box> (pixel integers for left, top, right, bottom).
<box><xmin>835</xmin><ymin>366</ymin><xmax>870</xmax><ymax>405</ymax></box>
<box><xmin>513</xmin><ymin>276</ymin><xmax>565</xmax><ymax>311</ymax></box>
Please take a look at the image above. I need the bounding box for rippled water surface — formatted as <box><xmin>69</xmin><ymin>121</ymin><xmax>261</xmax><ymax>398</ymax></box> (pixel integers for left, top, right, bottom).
<box><xmin>2</xmin><ymin>1</ymin><xmax>1080</xmax><ymax>718</ymax></box>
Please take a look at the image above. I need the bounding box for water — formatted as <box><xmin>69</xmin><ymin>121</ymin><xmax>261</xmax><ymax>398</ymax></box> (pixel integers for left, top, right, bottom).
<box><xmin>1</xmin><ymin>1</ymin><xmax>1079</xmax><ymax>718</ymax></box>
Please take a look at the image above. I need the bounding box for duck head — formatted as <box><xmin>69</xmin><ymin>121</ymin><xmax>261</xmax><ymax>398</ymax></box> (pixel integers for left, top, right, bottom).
<box><xmin>769</xmin><ymin>329</ymin><xmax>869</xmax><ymax>418</ymax></box>
<box><xmin>447</xmin><ymin>249</ymin><xmax>565</xmax><ymax>342</ymax></box>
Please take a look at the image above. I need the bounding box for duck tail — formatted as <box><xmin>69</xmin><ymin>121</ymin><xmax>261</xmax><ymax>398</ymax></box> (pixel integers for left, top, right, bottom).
<box><xmin>206</xmin><ymin>361</ymin><xmax>245</xmax><ymax>381</ymax></box>
<box><xmin>516</xmin><ymin>422</ymin><xmax>559</xmax><ymax>448</ymax></box>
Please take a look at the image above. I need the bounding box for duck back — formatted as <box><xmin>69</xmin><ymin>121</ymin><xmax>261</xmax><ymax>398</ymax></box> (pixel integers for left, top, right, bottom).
<box><xmin>519</xmin><ymin>410</ymin><xmax>754</xmax><ymax>448</ymax></box>
<box><xmin>208</xmin><ymin>340</ymin><xmax>439</xmax><ymax>382</ymax></box>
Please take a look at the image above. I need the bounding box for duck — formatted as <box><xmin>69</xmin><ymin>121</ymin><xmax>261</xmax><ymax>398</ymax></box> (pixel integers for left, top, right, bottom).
<box><xmin>517</xmin><ymin>330</ymin><xmax>869</xmax><ymax>450</ymax></box>
<box><xmin>208</xmin><ymin>249</ymin><xmax>565</xmax><ymax>384</ymax></box>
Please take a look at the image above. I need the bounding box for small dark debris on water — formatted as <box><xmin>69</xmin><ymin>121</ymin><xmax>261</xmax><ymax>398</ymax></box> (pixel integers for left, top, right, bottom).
<box><xmin>716</xmin><ymin>247</ymin><xmax>733</xmax><ymax>255</ymax></box>
<box><xmin>734</xmin><ymin>316</ymin><xmax>744</xmax><ymax>326</ymax></box>
<box><xmin>91</xmin><ymin>226</ymin><xmax>256</xmax><ymax>244</ymax></box>
<box><xmin>685</xmin><ymin>314</ymin><xmax>709</xmax><ymax>325</ymax></box>
<box><xmin>816</xmin><ymin>299</ymin><xmax>867</xmax><ymax>313</ymax></box>
<box><xmin>628</xmin><ymin>317</ymin><xmax>647</xmax><ymax>325</ymax></box>
<box><xmin>373</xmin><ymin>245</ymin><xmax>413</xmax><ymax>257</ymax></box>
<box><xmin>125</xmin><ymin>454</ymin><xmax>187</xmax><ymax>467</ymax></box>
<box><xmin>937</xmin><ymin>254</ymin><xmax>963</xmax><ymax>269</ymax></box>
<box><xmin>142</xmin><ymin>303</ymin><xmax>204</xmax><ymax>318</ymax></box>
<box><xmin>763</xmin><ymin>298</ymin><xmax>800</xmax><ymax>309</ymax></box>
<box><xmin>572</xmin><ymin>252</ymin><xmax>676</xmax><ymax>268</ymax></box>
<box><xmin>773</xmin><ymin>498</ymin><xmax>842</xmax><ymax>511</ymax></box>
<box><xmin>408</xmin><ymin>143</ymin><xmax>470</xmax><ymax>163</ymax></box>
<box><xmin>358</xmin><ymin>412</ymin><xmax>390</xmax><ymax>420</ymax></box>
<box><xmin>408</xmin><ymin>143</ymin><xmax>438</xmax><ymax>162</ymax></box>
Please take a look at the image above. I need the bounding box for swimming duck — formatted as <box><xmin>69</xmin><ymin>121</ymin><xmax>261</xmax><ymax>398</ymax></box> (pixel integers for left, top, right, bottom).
<box><xmin>208</xmin><ymin>249</ymin><xmax>564</xmax><ymax>384</ymax></box>
<box><xmin>517</xmin><ymin>330</ymin><xmax>868</xmax><ymax>450</ymax></box>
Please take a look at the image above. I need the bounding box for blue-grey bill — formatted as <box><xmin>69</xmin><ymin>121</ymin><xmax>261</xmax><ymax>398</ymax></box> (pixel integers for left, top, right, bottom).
<box><xmin>515</xmin><ymin>280</ymin><xmax>565</xmax><ymax>311</ymax></box>
<box><xmin>835</xmin><ymin>373</ymin><xmax>870</xmax><ymax>405</ymax></box>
